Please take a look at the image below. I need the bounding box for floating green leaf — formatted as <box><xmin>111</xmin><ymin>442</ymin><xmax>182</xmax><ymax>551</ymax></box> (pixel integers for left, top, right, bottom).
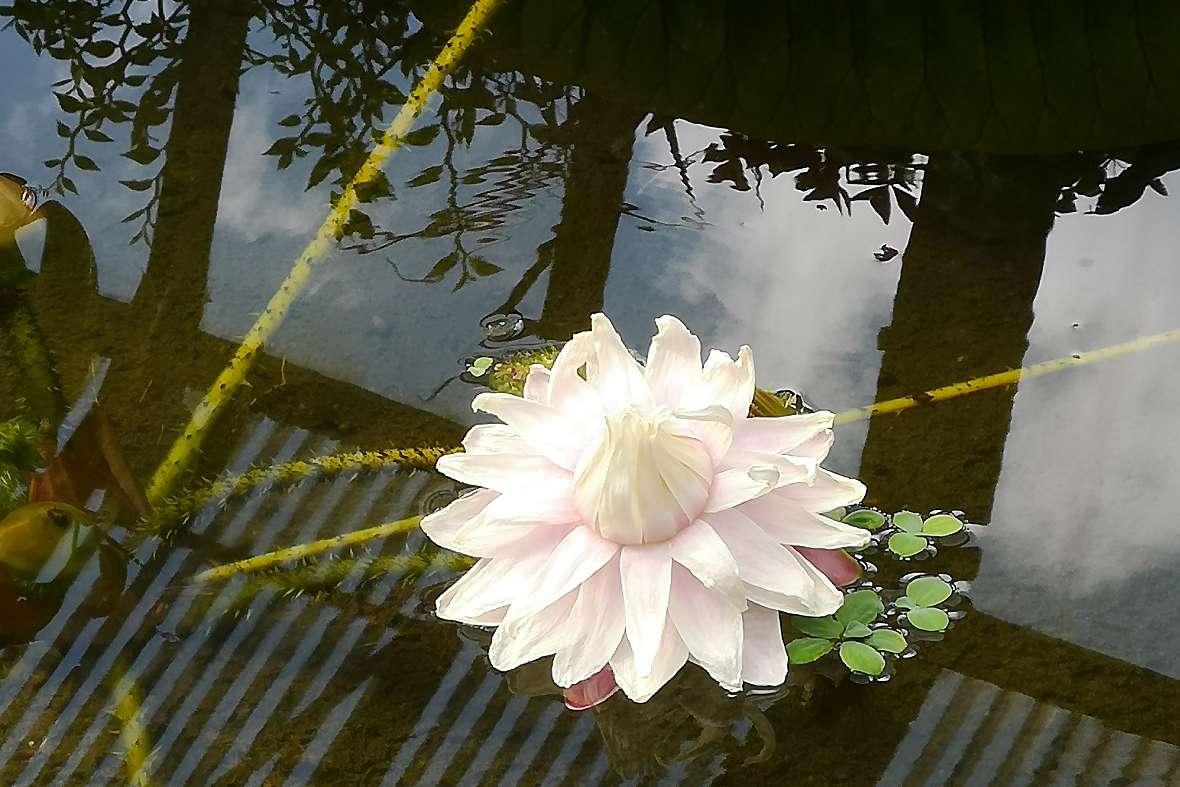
<box><xmin>922</xmin><ymin>513</ymin><xmax>964</xmax><ymax>537</ymax></box>
<box><xmin>893</xmin><ymin>510</ymin><xmax>923</xmax><ymax>533</ymax></box>
<box><xmin>787</xmin><ymin>637</ymin><xmax>834</xmax><ymax>665</ymax></box>
<box><xmin>907</xmin><ymin>607</ymin><xmax>950</xmax><ymax>632</ymax></box>
<box><xmin>843</xmin><ymin>622</ymin><xmax>873</xmax><ymax>639</ymax></box>
<box><xmin>906</xmin><ymin>576</ymin><xmax>953</xmax><ymax>607</ymax></box>
<box><xmin>843</xmin><ymin>509</ymin><xmax>885</xmax><ymax>530</ymax></box>
<box><xmin>822</xmin><ymin>506</ymin><xmax>847</xmax><ymax>521</ymax></box>
<box><xmin>894</xmin><ymin>596</ymin><xmax>918</xmax><ymax>610</ymax></box>
<box><xmin>866</xmin><ymin>629</ymin><xmax>907</xmax><ymax>654</ymax></box>
<box><xmin>468</xmin><ymin>356</ymin><xmax>494</xmax><ymax>377</ymax></box>
<box><xmin>836</xmin><ymin>589</ymin><xmax>884</xmax><ymax>626</ymax></box>
<box><xmin>888</xmin><ymin>532</ymin><xmax>927</xmax><ymax>557</ymax></box>
<box><xmin>839</xmin><ymin>641</ymin><xmax>886</xmax><ymax>676</ymax></box>
<box><xmin>790</xmin><ymin>615</ymin><xmax>843</xmax><ymax>640</ymax></box>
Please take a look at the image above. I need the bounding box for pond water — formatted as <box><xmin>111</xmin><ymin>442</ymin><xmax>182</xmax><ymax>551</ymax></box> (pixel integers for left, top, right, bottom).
<box><xmin>3</xmin><ymin>1</ymin><xmax>1180</xmax><ymax>784</ymax></box>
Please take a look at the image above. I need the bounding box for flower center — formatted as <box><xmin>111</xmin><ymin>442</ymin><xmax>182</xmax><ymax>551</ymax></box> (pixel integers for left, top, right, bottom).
<box><xmin>572</xmin><ymin>406</ymin><xmax>713</xmax><ymax>545</ymax></box>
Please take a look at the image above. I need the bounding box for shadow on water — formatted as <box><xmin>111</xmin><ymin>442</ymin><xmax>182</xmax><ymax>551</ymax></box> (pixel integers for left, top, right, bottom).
<box><xmin>4</xmin><ymin>0</ymin><xmax>1180</xmax><ymax>784</ymax></box>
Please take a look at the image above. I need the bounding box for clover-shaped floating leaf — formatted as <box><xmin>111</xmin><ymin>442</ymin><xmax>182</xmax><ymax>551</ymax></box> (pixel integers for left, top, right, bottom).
<box><xmin>893</xmin><ymin>510</ymin><xmax>923</xmax><ymax>533</ymax></box>
<box><xmin>906</xmin><ymin>607</ymin><xmax>950</xmax><ymax>632</ymax></box>
<box><xmin>787</xmin><ymin>637</ymin><xmax>834</xmax><ymax>665</ymax></box>
<box><xmin>836</xmin><ymin>589</ymin><xmax>885</xmax><ymax>627</ymax></box>
<box><xmin>866</xmin><ymin>629</ymin><xmax>907</xmax><ymax>654</ymax></box>
<box><xmin>790</xmin><ymin>615</ymin><xmax>844</xmax><ymax>640</ymax></box>
<box><xmin>843</xmin><ymin>509</ymin><xmax>885</xmax><ymax>531</ymax></box>
<box><xmin>888</xmin><ymin>532</ymin><xmax>927</xmax><ymax>558</ymax></box>
<box><xmin>839</xmin><ymin>641</ymin><xmax>885</xmax><ymax>677</ymax></box>
<box><xmin>905</xmin><ymin>576</ymin><xmax>953</xmax><ymax>607</ymax></box>
<box><xmin>921</xmin><ymin>513</ymin><xmax>964</xmax><ymax>537</ymax></box>
<box><xmin>468</xmin><ymin>357</ymin><xmax>494</xmax><ymax>377</ymax></box>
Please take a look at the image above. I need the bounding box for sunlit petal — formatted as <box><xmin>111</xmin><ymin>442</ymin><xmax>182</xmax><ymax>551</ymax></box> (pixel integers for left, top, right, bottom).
<box><xmin>552</xmin><ymin>557</ymin><xmax>626</xmax><ymax>687</ymax></box>
<box><xmin>589</xmin><ymin>313</ymin><xmax>652</xmax><ymax>414</ymax></box>
<box><xmin>669</xmin><ymin>564</ymin><xmax>743</xmax><ymax>690</ymax></box>
<box><xmin>645</xmin><ymin>315</ymin><xmax>702</xmax><ymax>406</ymax></box>
<box><xmin>741</xmin><ymin>604</ymin><xmax>788</xmax><ymax>686</ymax></box>
<box><xmin>610</xmin><ymin>616</ymin><xmax>688</xmax><ymax>703</ymax></box>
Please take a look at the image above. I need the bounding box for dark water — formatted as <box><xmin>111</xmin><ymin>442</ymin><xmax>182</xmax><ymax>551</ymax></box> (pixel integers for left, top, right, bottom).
<box><xmin>3</xmin><ymin>1</ymin><xmax>1180</xmax><ymax>784</ymax></box>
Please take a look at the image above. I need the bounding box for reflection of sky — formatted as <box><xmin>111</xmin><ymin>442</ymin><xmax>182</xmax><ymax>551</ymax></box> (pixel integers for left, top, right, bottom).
<box><xmin>975</xmin><ymin>171</ymin><xmax>1180</xmax><ymax>678</ymax></box>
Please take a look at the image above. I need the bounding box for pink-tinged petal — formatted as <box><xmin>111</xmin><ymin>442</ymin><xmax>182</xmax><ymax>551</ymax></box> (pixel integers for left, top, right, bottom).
<box><xmin>610</xmin><ymin>616</ymin><xmax>688</xmax><ymax>703</ymax></box>
<box><xmin>472</xmin><ymin>392</ymin><xmax>599</xmax><ymax>470</ymax></box>
<box><xmin>462</xmin><ymin>424</ymin><xmax>532</xmax><ymax>456</ymax></box>
<box><xmin>548</xmin><ymin>332</ymin><xmax>602</xmax><ymax>416</ymax></box>
<box><xmin>644</xmin><ymin>315</ymin><xmax>702</xmax><ymax>407</ymax></box>
<box><xmin>435</xmin><ymin>452</ymin><xmax>570</xmax><ymax>496</ymax></box>
<box><xmin>523</xmin><ymin>364</ymin><xmax>551</xmax><ymax>402</ymax></box>
<box><xmin>795</xmin><ymin>546</ymin><xmax>862</xmax><ymax>588</ymax></box>
<box><xmin>668</xmin><ymin>520</ymin><xmax>746</xmax><ymax>608</ymax></box>
<box><xmin>563</xmin><ymin>665</ymin><xmax>620</xmax><ymax>710</ymax></box>
<box><xmin>793</xmin><ymin>430</ymin><xmax>834</xmax><ymax>463</ymax></box>
<box><xmin>719</xmin><ymin>449</ymin><xmax>817</xmax><ymax>486</ymax></box>
<box><xmin>668</xmin><ymin>405</ymin><xmax>733</xmax><ymax>464</ymax></box>
<box><xmin>499</xmin><ymin>526</ymin><xmax>619</xmax><ymax>624</ymax></box>
<box><xmin>552</xmin><ymin>557</ymin><xmax>625</xmax><ymax>687</ymax></box>
<box><xmin>776</xmin><ymin>469</ymin><xmax>866</xmax><ymax>512</ymax></box>
<box><xmin>739</xmin><ymin>493</ymin><xmax>869</xmax><ymax>549</ymax></box>
<box><xmin>589</xmin><ymin>313</ymin><xmax>652</xmax><ymax>414</ymax></box>
<box><xmin>489</xmin><ymin>590</ymin><xmax>578</xmax><ymax>671</ymax></box>
<box><xmin>731</xmin><ymin>411</ymin><xmax>834</xmax><ymax>455</ymax></box>
<box><xmin>685</xmin><ymin>346</ymin><xmax>755</xmax><ymax>420</ymax></box>
<box><xmin>420</xmin><ymin>489</ymin><xmax>499</xmax><ymax>552</ymax></box>
<box><xmin>436</xmin><ymin>552</ymin><xmax>553</xmax><ymax>624</ymax></box>
<box><xmin>703</xmin><ymin>465</ymin><xmax>781</xmax><ymax>513</ymax></box>
<box><xmin>741</xmin><ymin>604</ymin><xmax>788</xmax><ymax>686</ymax></box>
<box><xmin>450</xmin><ymin>492</ymin><xmax>580</xmax><ymax>557</ymax></box>
<box><xmin>668</xmin><ymin>564</ymin><xmax>743</xmax><ymax>690</ymax></box>
<box><xmin>706</xmin><ymin>508</ymin><xmax>843</xmax><ymax>616</ymax></box>
<box><xmin>620</xmin><ymin>543</ymin><xmax>672</xmax><ymax>676</ymax></box>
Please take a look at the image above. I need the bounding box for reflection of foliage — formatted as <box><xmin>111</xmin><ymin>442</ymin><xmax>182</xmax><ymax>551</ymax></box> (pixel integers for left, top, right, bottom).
<box><xmin>2</xmin><ymin>0</ymin><xmax>188</xmax><ymax>244</ymax></box>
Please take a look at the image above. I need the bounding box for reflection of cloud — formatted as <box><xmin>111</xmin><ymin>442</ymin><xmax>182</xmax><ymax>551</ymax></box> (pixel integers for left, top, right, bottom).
<box><xmin>977</xmin><ymin>173</ymin><xmax>1180</xmax><ymax>677</ymax></box>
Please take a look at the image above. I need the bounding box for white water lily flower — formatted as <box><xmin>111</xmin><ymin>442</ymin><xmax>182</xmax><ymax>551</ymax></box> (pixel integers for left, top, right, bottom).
<box><xmin>424</xmin><ymin>313</ymin><xmax>869</xmax><ymax>703</ymax></box>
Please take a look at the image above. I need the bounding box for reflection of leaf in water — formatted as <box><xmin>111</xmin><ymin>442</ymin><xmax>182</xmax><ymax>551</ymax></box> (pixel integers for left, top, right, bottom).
<box><xmin>466</xmin><ymin>256</ymin><xmax>502</xmax><ymax>276</ymax></box>
<box><xmin>407</xmin><ymin>165</ymin><xmax>443</xmax><ymax>187</ymax></box>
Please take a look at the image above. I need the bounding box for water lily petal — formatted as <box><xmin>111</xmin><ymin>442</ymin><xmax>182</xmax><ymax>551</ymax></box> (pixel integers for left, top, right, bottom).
<box><xmin>462</xmin><ymin>424</ymin><xmax>532</xmax><ymax>456</ymax></box>
<box><xmin>741</xmin><ymin>604</ymin><xmax>788</xmax><ymax>686</ymax></box>
<box><xmin>500</xmin><ymin>526</ymin><xmax>619</xmax><ymax>624</ymax></box>
<box><xmin>589</xmin><ymin>313</ymin><xmax>652</xmax><ymax>414</ymax></box>
<box><xmin>620</xmin><ymin>543</ymin><xmax>672</xmax><ymax>677</ymax></box>
<box><xmin>777</xmin><ymin>469</ymin><xmax>866</xmax><ymax>512</ymax></box>
<box><xmin>523</xmin><ymin>364</ymin><xmax>551</xmax><ymax>402</ymax></box>
<box><xmin>731</xmin><ymin>411</ymin><xmax>835</xmax><ymax>454</ymax></box>
<box><xmin>489</xmin><ymin>590</ymin><xmax>578</xmax><ymax>671</ymax></box>
<box><xmin>547</xmin><ymin>332</ymin><xmax>602</xmax><ymax>416</ymax></box>
<box><xmin>435</xmin><ymin>452</ymin><xmax>570</xmax><ymax>496</ymax></box>
<box><xmin>645</xmin><ymin>315</ymin><xmax>702</xmax><ymax>406</ymax></box>
<box><xmin>473</xmin><ymin>392</ymin><xmax>599</xmax><ymax>470</ymax></box>
<box><xmin>703</xmin><ymin>465</ymin><xmax>781</xmax><ymax>513</ymax></box>
<box><xmin>688</xmin><ymin>346</ymin><xmax>755</xmax><ymax>420</ymax></box>
<box><xmin>552</xmin><ymin>557</ymin><xmax>626</xmax><ymax>687</ymax></box>
<box><xmin>436</xmin><ymin>550</ymin><xmax>554</xmax><ymax>624</ymax></box>
<box><xmin>739</xmin><ymin>492</ymin><xmax>870</xmax><ymax>549</ymax></box>
<box><xmin>562</xmin><ymin>665</ymin><xmax>620</xmax><ymax>710</ymax></box>
<box><xmin>706</xmin><ymin>508</ymin><xmax>843</xmax><ymax>616</ymax></box>
<box><xmin>795</xmin><ymin>546</ymin><xmax>862</xmax><ymax>588</ymax></box>
<box><xmin>668</xmin><ymin>405</ymin><xmax>734</xmax><ymax>464</ymax></box>
<box><xmin>792</xmin><ymin>430</ymin><xmax>834</xmax><ymax>463</ymax></box>
<box><xmin>420</xmin><ymin>489</ymin><xmax>498</xmax><ymax>552</ymax></box>
<box><xmin>669</xmin><ymin>519</ymin><xmax>746</xmax><ymax>608</ymax></box>
<box><xmin>669</xmin><ymin>564</ymin><xmax>743</xmax><ymax>690</ymax></box>
<box><xmin>610</xmin><ymin>616</ymin><xmax>688</xmax><ymax>703</ymax></box>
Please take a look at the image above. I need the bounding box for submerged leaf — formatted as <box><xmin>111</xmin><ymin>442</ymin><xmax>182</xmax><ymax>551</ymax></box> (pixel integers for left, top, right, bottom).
<box><xmin>787</xmin><ymin>637</ymin><xmax>834</xmax><ymax>665</ymax></box>
<box><xmin>839</xmin><ymin>641</ymin><xmax>885</xmax><ymax>676</ymax></box>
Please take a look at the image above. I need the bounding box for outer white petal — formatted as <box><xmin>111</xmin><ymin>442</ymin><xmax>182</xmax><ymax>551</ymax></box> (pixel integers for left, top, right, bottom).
<box><xmin>552</xmin><ymin>557</ymin><xmax>626</xmax><ymax>687</ymax></box>
<box><xmin>644</xmin><ymin>315</ymin><xmax>702</xmax><ymax>407</ymax></box>
<box><xmin>739</xmin><ymin>490</ymin><xmax>870</xmax><ymax>549</ymax></box>
<box><xmin>420</xmin><ymin>489</ymin><xmax>498</xmax><ymax>552</ymax></box>
<box><xmin>547</xmin><ymin>331</ymin><xmax>602</xmax><ymax>416</ymax></box>
<box><xmin>499</xmin><ymin>526</ymin><xmax>619</xmax><ymax>625</ymax></box>
<box><xmin>436</xmin><ymin>551</ymin><xmax>554</xmax><ymax>624</ymax></box>
<box><xmin>450</xmin><ymin>492</ymin><xmax>581</xmax><ymax>558</ymax></box>
<box><xmin>462</xmin><ymin>424</ymin><xmax>533</xmax><ymax>456</ymax></box>
<box><xmin>703</xmin><ymin>465</ymin><xmax>781</xmax><ymax>513</ymax></box>
<box><xmin>719</xmin><ymin>449</ymin><xmax>817</xmax><ymax>487</ymax></box>
<box><xmin>435</xmin><ymin>452</ymin><xmax>570</xmax><ymax>496</ymax></box>
<box><xmin>472</xmin><ymin>392</ymin><xmax>599</xmax><ymax>470</ymax></box>
<box><xmin>668</xmin><ymin>564</ymin><xmax>743</xmax><ymax>690</ymax></box>
<box><xmin>589</xmin><ymin>313</ymin><xmax>653</xmax><ymax>414</ymax></box>
<box><xmin>610</xmin><ymin>616</ymin><xmax>688</xmax><ymax>703</ymax></box>
<box><xmin>706</xmin><ymin>508</ymin><xmax>843</xmax><ymax>616</ymax></box>
<box><xmin>792</xmin><ymin>430</ymin><xmax>834</xmax><ymax>463</ymax></box>
<box><xmin>731</xmin><ymin>411</ymin><xmax>835</xmax><ymax>454</ymax></box>
<box><xmin>620</xmin><ymin>543</ymin><xmax>672</xmax><ymax>677</ymax></box>
<box><xmin>686</xmin><ymin>346</ymin><xmax>755</xmax><ymax>420</ymax></box>
<box><xmin>741</xmin><ymin>604</ymin><xmax>788</xmax><ymax>686</ymax></box>
<box><xmin>488</xmin><ymin>590</ymin><xmax>578</xmax><ymax>671</ymax></box>
<box><xmin>780</xmin><ymin>468</ymin><xmax>867</xmax><ymax>511</ymax></box>
<box><xmin>523</xmin><ymin>364</ymin><xmax>551</xmax><ymax>402</ymax></box>
<box><xmin>668</xmin><ymin>519</ymin><xmax>746</xmax><ymax>608</ymax></box>
<box><xmin>668</xmin><ymin>405</ymin><xmax>733</xmax><ymax>464</ymax></box>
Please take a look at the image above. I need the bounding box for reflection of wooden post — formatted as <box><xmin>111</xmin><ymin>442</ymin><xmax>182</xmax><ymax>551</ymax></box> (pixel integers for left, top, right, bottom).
<box><xmin>858</xmin><ymin>154</ymin><xmax>1065</xmax><ymax>521</ymax></box>
<box><xmin>535</xmin><ymin>93</ymin><xmax>642</xmax><ymax>339</ymax></box>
